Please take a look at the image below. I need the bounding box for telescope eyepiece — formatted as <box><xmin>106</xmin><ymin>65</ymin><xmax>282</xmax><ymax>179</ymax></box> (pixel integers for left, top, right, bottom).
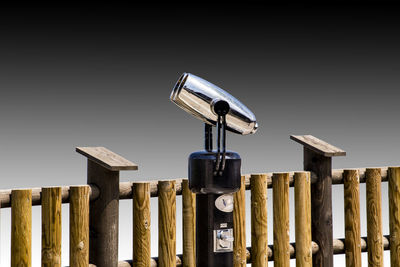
<box><xmin>212</xmin><ymin>100</ymin><xmax>230</xmax><ymax>116</ymax></box>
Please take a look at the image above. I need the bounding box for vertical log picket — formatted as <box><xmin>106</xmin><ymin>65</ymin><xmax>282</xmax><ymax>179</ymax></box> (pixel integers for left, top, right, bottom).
<box><xmin>295</xmin><ymin>172</ymin><xmax>312</xmax><ymax>267</ymax></box>
<box><xmin>233</xmin><ymin>176</ymin><xmax>246</xmax><ymax>267</ymax></box>
<box><xmin>250</xmin><ymin>174</ymin><xmax>268</xmax><ymax>267</ymax></box>
<box><xmin>182</xmin><ymin>179</ymin><xmax>196</xmax><ymax>267</ymax></box>
<box><xmin>76</xmin><ymin>147</ymin><xmax>137</xmax><ymax>267</ymax></box>
<box><xmin>158</xmin><ymin>180</ymin><xmax>176</xmax><ymax>267</ymax></box>
<box><xmin>343</xmin><ymin>170</ymin><xmax>361</xmax><ymax>267</ymax></box>
<box><xmin>366</xmin><ymin>168</ymin><xmax>384</xmax><ymax>267</ymax></box>
<box><xmin>70</xmin><ymin>186</ymin><xmax>90</xmax><ymax>267</ymax></box>
<box><xmin>132</xmin><ymin>182</ymin><xmax>151</xmax><ymax>267</ymax></box>
<box><xmin>41</xmin><ymin>187</ymin><xmax>62</xmax><ymax>267</ymax></box>
<box><xmin>291</xmin><ymin>135</ymin><xmax>346</xmax><ymax>267</ymax></box>
<box><xmin>389</xmin><ymin>167</ymin><xmax>400</xmax><ymax>266</ymax></box>
<box><xmin>273</xmin><ymin>172</ymin><xmax>290</xmax><ymax>267</ymax></box>
<box><xmin>11</xmin><ymin>189</ymin><xmax>32</xmax><ymax>267</ymax></box>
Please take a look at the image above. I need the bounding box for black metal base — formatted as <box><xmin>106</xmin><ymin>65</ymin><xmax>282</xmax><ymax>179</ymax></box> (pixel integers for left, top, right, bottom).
<box><xmin>196</xmin><ymin>194</ymin><xmax>233</xmax><ymax>267</ymax></box>
<box><xmin>189</xmin><ymin>151</ymin><xmax>241</xmax><ymax>194</ymax></box>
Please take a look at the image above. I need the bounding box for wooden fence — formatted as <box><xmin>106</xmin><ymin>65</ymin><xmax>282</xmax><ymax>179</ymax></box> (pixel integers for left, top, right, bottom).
<box><xmin>1</xmin><ymin>135</ymin><xmax>399</xmax><ymax>267</ymax></box>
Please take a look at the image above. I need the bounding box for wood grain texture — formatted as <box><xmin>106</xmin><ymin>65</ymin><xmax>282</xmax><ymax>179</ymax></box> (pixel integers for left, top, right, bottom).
<box><xmin>0</xmin><ymin>167</ymin><xmax>392</xmax><ymax>208</ymax></box>
<box><xmin>273</xmin><ymin>173</ymin><xmax>290</xmax><ymax>267</ymax></box>
<box><xmin>250</xmin><ymin>174</ymin><xmax>268</xmax><ymax>267</ymax></box>
<box><xmin>366</xmin><ymin>168</ymin><xmax>384</xmax><ymax>267</ymax></box>
<box><xmin>87</xmin><ymin>160</ymin><xmax>120</xmax><ymax>267</ymax></box>
<box><xmin>294</xmin><ymin>172</ymin><xmax>312</xmax><ymax>267</ymax></box>
<box><xmin>304</xmin><ymin>148</ymin><xmax>333</xmax><ymax>267</ymax></box>
<box><xmin>290</xmin><ymin>135</ymin><xmax>346</xmax><ymax>157</ymax></box>
<box><xmin>116</xmin><ymin>167</ymin><xmax>391</xmax><ymax>200</ymax></box>
<box><xmin>68</xmin><ymin>235</ymin><xmax>391</xmax><ymax>267</ymax></box>
<box><xmin>132</xmin><ymin>182</ymin><xmax>151</xmax><ymax>267</ymax></box>
<box><xmin>41</xmin><ymin>187</ymin><xmax>62</xmax><ymax>267</ymax></box>
<box><xmin>11</xmin><ymin>189</ymin><xmax>32</xmax><ymax>267</ymax></box>
<box><xmin>158</xmin><ymin>181</ymin><xmax>176</xmax><ymax>267</ymax></box>
<box><xmin>70</xmin><ymin>186</ymin><xmax>90</xmax><ymax>267</ymax></box>
<box><xmin>234</xmin><ymin>176</ymin><xmax>247</xmax><ymax>267</ymax></box>
<box><xmin>181</xmin><ymin>180</ymin><xmax>196</xmax><ymax>267</ymax></box>
<box><xmin>343</xmin><ymin>170</ymin><xmax>361</xmax><ymax>267</ymax></box>
<box><xmin>389</xmin><ymin>167</ymin><xmax>400</xmax><ymax>266</ymax></box>
<box><xmin>76</xmin><ymin>147</ymin><xmax>138</xmax><ymax>171</ymax></box>
<box><xmin>0</xmin><ymin>184</ymin><xmax>99</xmax><ymax>208</ymax></box>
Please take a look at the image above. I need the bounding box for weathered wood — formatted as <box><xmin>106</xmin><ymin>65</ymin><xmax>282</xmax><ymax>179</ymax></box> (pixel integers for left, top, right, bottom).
<box><xmin>1</xmin><ymin>166</ymin><xmax>391</xmax><ymax>208</ymax></box>
<box><xmin>334</xmin><ymin>236</ymin><xmax>389</xmax><ymax>254</ymax></box>
<box><xmin>389</xmin><ymin>167</ymin><xmax>400</xmax><ymax>266</ymax></box>
<box><xmin>273</xmin><ymin>173</ymin><xmax>290</xmax><ymax>267</ymax></box>
<box><xmin>181</xmin><ymin>180</ymin><xmax>196</xmax><ymax>267</ymax></box>
<box><xmin>343</xmin><ymin>170</ymin><xmax>361</xmax><ymax>267</ymax></box>
<box><xmin>0</xmin><ymin>166</ymin><xmax>393</xmax><ymax>209</ymax></box>
<box><xmin>70</xmin><ymin>186</ymin><xmax>90</xmax><ymax>267</ymax></box>
<box><xmin>11</xmin><ymin>189</ymin><xmax>32</xmax><ymax>267</ymax></box>
<box><xmin>158</xmin><ymin>180</ymin><xmax>176</xmax><ymax>267</ymax></box>
<box><xmin>87</xmin><ymin>159</ymin><xmax>120</xmax><ymax>267</ymax></box>
<box><xmin>304</xmin><ymin>147</ymin><xmax>333</xmax><ymax>267</ymax></box>
<box><xmin>0</xmin><ymin>184</ymin><xmax>99</xmax><ymax>208</ymax></box>
<box><xmin>76</xmin><ymin>147</ymin><xmax>138</xmax><ymax>171</ymax></box>
<box><xmin>132</xmin><ymin>182</ymin><xmax>151</xmax><ymax>267</ymax></box>
<box><xmin>294</xmin><ymin>172</ymin><xmax>312</xmax><ymax>267</ymax></box>
<box><xmin>82</xmin><ymin>234</ymin><xmax>392</xmax><ymax>267</ymax></box>
<box><xmin>242</xmin><ymin>167</ymin><xmax>389</xmax><ymax>191</ymax></box>
<box><xmin>233</xmin><ymin>176</ymin><xmax>246</xmax><ymax>267</ymax></box>
<box><xmin>120</xmin><ymin>179</ymin><xmax>183</xmax><ymax>199</ymax></box>
<box><xmin>290</xmin><ymin>135</ymin><xmax>346</xmax><ymax>157</ymax></box>
<box><xmin>41</xmin><ymin>187</ymin><xmax>62</xmax><ymax>267</ymax></box>
<box><xmin>115</xmin><ymin>256</ymin><xmax>180</xmax><ymax>267</ymax></box>
<box><xmin>366</xmin><ymin>168</ymin><xmax>384</xmax><ymax>267</ymax></box>
<box><xmin>250</xmin><ymin>174</ymin><xmax>268</xmax><ymax>267</ymax></box>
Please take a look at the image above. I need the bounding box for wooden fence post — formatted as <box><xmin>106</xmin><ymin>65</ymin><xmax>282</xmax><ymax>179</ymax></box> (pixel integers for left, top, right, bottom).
<box><xmin>76</xmin><ymin>147</ymin><xmax>138</xmax><ymax>267</ymax></box>
<box><xmin>182</xmin><ymin>179</ymin><xmax>196</xmax><ymax>267</ymax></box>
<box><xmin>295</xmin><ymin>171</ymin><xmax>312</xmax><ymax>267</ymax></box>
<box><xmin>41</xmin><ymin>187</ymin><xmax>62</xmax><ymax>267</ymax></box>
<box><xmin>70</xmin><ymin>186</ymin><xmax>90</xmax><ymax>267</ymax></box>
<box><xmin>11</xmin><ymin>189</ymin><xmax>32</xmax><ymax>267</ymax></box>
<box><xmin>366</xmin><ymin>168</ymin><xmax>383</xmax><ymax>267</ymax></box>
<box><xmin>389</xmin><ymin>167</ymin><xmax>400</xmax><ymax>266</ymax></box>
<box><xmin>250</xmin><ymin>174</ymin><xmax>268</xmax><ymax>267</ymax></box>
<box><xmin>158</xmin><ymin>180</ymin><xmax>177</xmax><ymax>267</ymax></box>
<box><xmin>273</xmin><ymin>173</ymin><xmax>290</xmax><ymax>267</ymax></box>
<box><xmin>343</xmin><ymin>170</ymin><xmax>361</xmax><ymax>267</ymax></box>
<box><xmin>132</xmin><ymin>182</ymin><xmax>151</xmax><ymax>267</ymax></box>
<box><xmin>291</xmin><ymin>135</ymin><xmax>346</xmax><ymax>267</ymax></box>
<box><xmin>233</xmin><ymin>176</ymin><xmax>247</xmax><ymax>267</ymax></box>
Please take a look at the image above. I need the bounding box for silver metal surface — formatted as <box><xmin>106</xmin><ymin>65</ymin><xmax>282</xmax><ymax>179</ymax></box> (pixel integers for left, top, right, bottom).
<box><xmin>214</xmin><ymin>229</ymin><xmax>234</xmax><ymax>252</ymax></box>
<box><xmin>215</xmin><ymin>194</ymin><xmax>234</xmax><ymax>213</ymax></box>
<box><xmin>170</xmin><ymin>73</ymin><xmax>258</xmax><ymax>135</ymax></box>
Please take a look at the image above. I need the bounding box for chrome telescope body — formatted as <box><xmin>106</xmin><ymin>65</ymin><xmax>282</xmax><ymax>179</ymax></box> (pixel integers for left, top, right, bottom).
<box><xmin>170</xmin><ymin>73</ymin><xmax>258</xmax><ymax>135</ymax></box>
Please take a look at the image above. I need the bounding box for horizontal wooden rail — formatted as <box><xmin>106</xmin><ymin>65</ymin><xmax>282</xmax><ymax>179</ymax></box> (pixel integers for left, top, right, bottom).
<box><xmin>118</xmin><ymin>167</ymin><xmax>391</xmax><ymax>199</ymax></box>
<box><xmin>0</xmin><ymin>167</ymin><xmax>394</xmax><ymax>208</ymax></box>
<box><xmin>80</xmin><ymin>235</ymin><xmax>390</xmax><ymax>267</ymax></box>
<box><xmin>118</xmin><ymin>167</ymin><xmax>391</xmax><ymax>198</ymax></box>
<box><xmin>0</xmin><ymin>185</ymin><xmax>99</xmax><ymax>208</ymax></box>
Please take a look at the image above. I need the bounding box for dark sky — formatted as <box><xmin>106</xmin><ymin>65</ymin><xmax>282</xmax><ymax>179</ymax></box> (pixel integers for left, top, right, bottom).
<box><xmin>1</xmin><ymin>5</ymin><xmax>399</xmax><ymax>187</ymax></box>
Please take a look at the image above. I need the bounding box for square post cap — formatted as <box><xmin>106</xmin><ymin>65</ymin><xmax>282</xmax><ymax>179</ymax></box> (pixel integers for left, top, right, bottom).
<box><xmin>76</xmin><ymin>146</ymin><xmax>138</xmax><ymax>171</ymax></box>
<box><xmin>290</xmin><ymin>135</ymin><xmax>346</xmax><ymax>157</ymax></box>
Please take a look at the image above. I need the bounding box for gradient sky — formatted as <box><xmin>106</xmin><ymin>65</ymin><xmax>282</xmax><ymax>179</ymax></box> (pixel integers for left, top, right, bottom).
<box><xmin>0</xmin><ymin>4</ymin><xmax>399</xmax><ymax>266</ymax></box>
